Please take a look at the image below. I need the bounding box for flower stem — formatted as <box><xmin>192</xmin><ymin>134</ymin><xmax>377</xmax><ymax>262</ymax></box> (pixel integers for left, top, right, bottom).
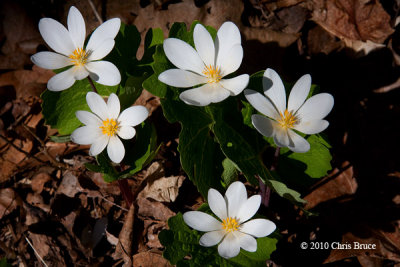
<box><xmin>117</xmin><ymin>179</ymin><xmax>133</xmax><ymax>208</ymax></box>
<box><xmin>87</xmin><ymin>76</ymin><xmax>98</xmax><ymax>93</ymax></box>
<box><xmin>260</xmin><ymin>147</ymin><xmax>280</xmax><ymax>207</ymax></box>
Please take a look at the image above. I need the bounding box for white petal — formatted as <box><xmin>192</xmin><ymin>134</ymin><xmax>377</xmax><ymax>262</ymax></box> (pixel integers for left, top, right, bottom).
<box><xmin>240</xmin><ymin>219</ymin><xmax>276</xmax><ymax>238</ymax></box>
<box><xmin>273</xmin><ymin>125</ymin><xmax>290</xmax><ymax>147</ymax></box>
<box><xmin>86</xmin><ymin>92</ymin><xmax>109</xmax><ymax>121</ymax></box>
<box><xmin>158</xmin><ymin>69</ymin><xmax>207</xmax><ymax>88</ymax></box>
<box><xmin>47</xmin><ymin>68</ymin><xmax>76</xmax><ymax>91</ymax></box>
<box><xmin>224</xmin><ymin>181</ymin><xmax>247</xmax><ymax>218</ymax></box>
<box><xmin>215</xmin><ymin>22</ymin><xmax>241</xmax><ymax>69</ymax></box>
<box><xmin>31</xmin><ymin>52</ymin><xmax>71</xmax><ymax>70</ymax></box>
<box><xmin>263</xmin><ymin>68</ymin><xmax>286</xmax><ymax>114</ymax></box>
<box><xmin>67</xmin><ymin>6</ymin><xmax>86</xmax><ymax>49</ymax></box>
<box><xmin>245</xmin><ymin>90</ymin><xmax>279</xmax><ymax>120</ymax></box>
<box><xmin>294</xmin><ymin>119</ymin><xmax>329</xmax><ymax>135</ymax></box>
<box><xmin>163</xmin><ymin>38</ymin><xmax>205</xmax><ymax>75</ymax></box>
<box><xmin>220</xmin><ymin>74</ymin><xmax>249</xmax><ymax>96</ymax></box>
<box><xmin>218</xmin><ymin>44</ymin><xmax>243</xmax><ymax>76</ymax></box>
<box><xmin>75</xmin><ymin>110</ymin><xmax>101</xmax><ymax>126</ymax></box>
<box><xmin>296</xmin><ymin>93</ymin><xmax>334</xmax><ymax>121</ymax></box>
<box><xmin>199</xmin><ymin>230</ymin><xmax>225</xmax><ymax>247</ymax></box>
<box><xmin>88</xmin><ymin>39</ymin><xmax>115</xmax><ymax>61</ymax></box>
<box><xmin>251</xmin><ymin>114</ymin><xmax>274</xmax><ymax>138</ymax></box>
<box><xmin>208</xmin><ymin>189</ymin><xmax>228</xmax><ymax>221</ymax></box>
<box><xmin>71</xmin><ymin>65</ymin><xmax>89</xmax><ymax>80</ymax></box>
<box><xmin>237</xmin><ymin>233</ymin><xmax>257</xmax><ymax>252</ymax></box>
<box><xmin>193</xmin><ymin>23</ymin><xmax>215</xmax><ymax>67</ymax></box>
<box><xmin>86</xmin><ymin>18</ymin><xmax>121</xmax><ymax>52</ymax></box>
<box><xmin>70</xmin><ymin>125</ymin><xmax>101</xmax><ymax>145</ymax></box>
<box><xmin>85</xmin><ymin>61</ymin><xmax>121</xmax><ymax>86</ymax></box>
<box><xmin>107</xmin><ymin>93</ymin><xmax>120</xmax><ymax>119</ymax></box>
<box><xmin>107</xmin><ymin>136</ymin><xmax>125</xmax><ymax>163</ymax></box>
<box><xmin>89</xmin><ymin>135</ymin><xmax>109</xmax><ymax>156</ymax></box>
<box><xmin>118</xmin><ymin>106</ymin><xmax>148</xmax><ymax>127</ymax></box>
<box><xmin>287</xmin><ymin>129</ymin><xmax>310</xmax><ymax>153</ymax></box>
<box><xmin>217</xmin><ymin>232</ymin><xmax>241</xmax><ymax>259</ymax></box>
<box><xmin>183</xmin><ymin>211</ymin><xmax>222</xmax><ymax>232</ymax></box>
<box><xmin>39</xmin><ymin>18</ymin><xmax>76</xmax><ymax>56</ymax></box>
<box><xmin>287</xmin><ymin>74</ymin><xmax>311</xmax><ymax>112</ymax></box>
<box><xmin>236</xmin><ymin>195</ymin><xmax>261</xmax><ymax>224</ymax></box>
<box><xmin>117</xmin><ymin>126</ymin><xmax>136</xmax><ymax>140</ymax></box>
<box><xmin>179</xmin><ymin>83</ymin><xmax>230</xmax><ymax>106</ymax></box>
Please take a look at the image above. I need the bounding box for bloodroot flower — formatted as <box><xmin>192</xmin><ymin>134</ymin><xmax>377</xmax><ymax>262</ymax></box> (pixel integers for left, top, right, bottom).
<box><xmin>244</xmin><ymin>68</ymin><xmax>334</xmax><ymax>153</ymax></box>
<box><xmin>31</xmin><ymin>6</ymin><xmax>121</xmax><ymax>91</ymax></box>
<box><xmin>158</xmin><ymin>22</ymin><xmax>249</xmax><ymax>106</ymax></box>
<box><xmin>183</xmin><ymin>181</ymin><xmax>276</xmax><ymax>259</ymax></box>
<box><xmin>71</xmin><ymin>92</ymin><xmax>148</xmax><ymax>164</ymax></box>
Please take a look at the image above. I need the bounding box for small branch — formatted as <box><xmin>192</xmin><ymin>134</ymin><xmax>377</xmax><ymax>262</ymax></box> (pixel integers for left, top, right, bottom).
<box><xmin>98</xmin><ymin>195</ymin><xmax>129</xmax><ymax>212</ymax></box>
<box><xmin>117</xmin><ymin>179</ymin><xmax>134</xmax><ymax>208</ymax></box>
<box><xmin>22</xmin><ymin>124</ymin><xmax>68</xmax><ymax>169</ymax></box>
<box><xmin>25</xmin><ymin>236</ymin><xmax>49</xmax><ymax>267</ymax></box>
<box><xmin>87</xmin><ymin>76</ymin><xmax>98</xmax><ymax>93</ymax></box>
<box><xmin>0</xmin><ymin>134</ymin><xmax>46</xmax><ymax>164</ymax></box>
<box><xmin>87</xmin><ymin>0</ymin><xmax>103</xmax><ymax>24</ymax></box>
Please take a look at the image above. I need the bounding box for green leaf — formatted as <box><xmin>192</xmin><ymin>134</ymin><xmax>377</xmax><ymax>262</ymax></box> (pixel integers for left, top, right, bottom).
<box><xmin>118</xmin><ymin>122</ymin><xmax>160</xmax><ymax>179</ymax></box>
<box><xmin>160</xmin><ymin>213</ymin><xmax>278</xmax><ymax>267</ymax></box>
<box><xmin>93</xmin><ymin>153</ymin><xmax>119</xmax><ymax>182</ymax></box>
<box><xmin>0</xmin><ymin>258</ymin><xmax>11</xmax><ymax>267</ymax></box>
<box><xmin>161</xmin><ymin>99</ymin><xmax>224</xmax><ymax>197</ymax></box>
<box><xmin>49</xmin><ymin>135</ymin><xmax>71</xmax><ymax>143</ymax></box>
<box><xmin>221</xmin><ymin>158</ymin><xmax>238</xmax><ymax>186</ymax></box>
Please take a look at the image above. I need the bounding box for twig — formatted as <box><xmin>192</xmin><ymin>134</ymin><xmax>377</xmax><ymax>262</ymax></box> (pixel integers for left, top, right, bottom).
<box><xmin>21</xmin><ymin>124</ymin><xmax>68</xmax><ymax>169</ymax></box>
<box><xmin>0</xmin><ymin>134</ymin><xmax>46</xmax><ymax>164</ymax></box>
<box><xmin>98</xmin><ymin>195</ymin><xmax>129</xmax><ymax>212</ymax></box>
<box><xmin>87</xmin><ymin>0</ymin><xmax>103</xmax><ymax>24</ymax></box>
<box><xmin>87</xmin><ymin>76</ymin><xmax>99</xmax><ymax>93</ymax></box>
<box><xmin>25</xmin><ymin>236</ymin><xmax>49</xmax><ymax>267</ymax></box>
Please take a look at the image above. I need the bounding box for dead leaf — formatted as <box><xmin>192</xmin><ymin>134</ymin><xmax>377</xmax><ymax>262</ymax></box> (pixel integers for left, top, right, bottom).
<box><xmin>305</xmin><ymin>162</ymin><xmax>357</xmax><ymax>209</ymax></box>
<box><xmin>146</xmin><ymin>222</ymin><xmax>166</xmax><ymax>249</ymax></box>
<box><xmin>137</xmin><ymin>198</ymin><xmax>175</xmax><ymax>221</ymax></box>
<box><xmin>312</xmin><ymin>0</ymin><xmax>394</xmax><ymax>44</ymax></box>
<box><xmin>0</xmin><ymin>188</ymin><xmax>21</xmax><ymax>219</ymax></box>
<box><xmin>113</xmin><ymin>204</ymin><xmax>135</xmax><ymax>265</ymax></box>
<box><xmin>31</xmin><ymin>172</ymin><xmax>51</xmax><ymax>194</ymax></box>
<box><xmin>138</xmin><ymin>175</ymin><xmax>184</xmax><ymax>202</ymax></box>
<box><xmin>57</xmin><ymin>172</ymin><xmax>80</xmax><ymax>198</ymax></box>
<box><xmin>132</xmin><ymin>251</ymin><xmax>173</xmax><ymax>267</ymax></box>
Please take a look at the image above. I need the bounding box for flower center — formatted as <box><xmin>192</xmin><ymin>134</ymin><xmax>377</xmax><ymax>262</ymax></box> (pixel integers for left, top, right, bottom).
<box><xmin>221</xmin><ymin>217</ymin><xmax>239</xmax><ymax>233</ymax></box>
<box><xmin>278</xmin><ymin>109</ymin><xmax>298</xmax><ymax>129</ymax></box>
<box><xmin>100</xmin><ymin>119</ymin><xmax>119</xmax><ymax>137</ymax></box>
<box><xmin>69</xmin><ymin>47</ymin><xmax>90</xmax><ymax>66</ymax></box>
<box><xmin>202</xmin><ymin>65</ymin><xmax>222</xmax><ymax>83</ymax></box>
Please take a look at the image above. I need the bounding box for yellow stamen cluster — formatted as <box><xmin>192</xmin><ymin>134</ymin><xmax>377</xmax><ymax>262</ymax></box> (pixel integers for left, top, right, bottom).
<box><xmin>202</xmin><ymin>65</ymin><xmax>222</xmax><ymax>83</ymax></box>
<box><xmin>69</xmin><ymin>47</ymin><xmax>89</xmax><ymax>66</ymax></box>
<box><xmin>278</xmin><ymin>110</ymin><xmax>297</xmax><ymax>129</ymax></box>
<box><xmin>222</xmin><ymin>217</ymin><xmax>239</xmax><ymax>233</ymax></box>
<box><xmin>100</xmin><ymin>118</ymin><xmax>119</xmax><ymax>137</ymax></box>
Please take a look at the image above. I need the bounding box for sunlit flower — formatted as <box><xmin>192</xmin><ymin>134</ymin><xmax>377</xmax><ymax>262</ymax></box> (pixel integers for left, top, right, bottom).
<box><xmin>183</xmin><ymin>181</ymin><xmax>276</xmax><ymax>259</ymax></box>
<box><xmin>158</xmin><ymin>22</ymin><xmax>249</xmax><ymax>106</ymax></box>
<box><xmin>244</xmin><ymin>68</ymin><xmax>334</xmax><ymax>153</ymax></box>
<box><xmin>31</xmin><ymin>6</ymin><xmax>121</xmax><ymax>91</ymax></box>
<box><xmin>71</xmin><ymin>92</ymin><xmax>148</xmax><ymax>163</ymax></box>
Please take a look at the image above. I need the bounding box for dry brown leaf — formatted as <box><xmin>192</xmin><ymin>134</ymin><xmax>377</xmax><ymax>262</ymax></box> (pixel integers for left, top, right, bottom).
<box><xmin>31</xmin><ymin>172</ymin><xmax>52</xmax><ymax>194</ymax></box>
<box><xmin>146</xmin><ymin>222</ymin><xmax>166</xmax><ymax>249</ymax></box>
<box><xmin>132</xmin><ymin>251</ymin><xmax>173</xmax><ymax>267</ymax></box>
<box><xmin>305</xmin><ymin>162</ymin><xmax>357</xmax><ymax>209</ymax></box>
<box><xmin>312</xmin><ymin>0</ymin><xmax>394</xmax><ymax>45</ymax></box>
<box><xmin>137</xmin><ymin>198</ymin><xmax>175</xmax><ymax>221</ymax></box>
<box><xmin>57</xmin><ymin>172</ymin><xmax>80</xmax><ymax>198</ymax></box>
<box><xmin>113</xmin><ymin>204</ymin><xmax>135</xmax><ymax>265</ymax></box>
<box><xmin>0</xmin><ymin>188</ymin><xmax>21</xmax><ymax>219</ymax></box>
<box><xmin>138</xmin><ymin>175</ymin><xmax>184</xmax><ymax>202</ymax></box>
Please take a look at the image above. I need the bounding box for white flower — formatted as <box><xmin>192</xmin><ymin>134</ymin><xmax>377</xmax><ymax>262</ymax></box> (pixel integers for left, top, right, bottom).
<box><xmin>244</xmin><ymin>68</ymin><xmax>334</xmax><ymax>153</ymax></box>
<box><xmin>31</xmin><ymin>6</ymin><xmax>121</xmax><ymax>91</ymax></box>
<box><xmin>183</xmin><ymin>181</ymin><xmax>276</xmax><ymax>259</ymax></box>
<box><xmin>71</xmin><ymin>92</ymin><xmax>148</xmax><ymax>164</ymax></box>
<box><xmin>158</xmin><ymin>22</ymin><xmax>249</xmax><ymax>106</ymax></box>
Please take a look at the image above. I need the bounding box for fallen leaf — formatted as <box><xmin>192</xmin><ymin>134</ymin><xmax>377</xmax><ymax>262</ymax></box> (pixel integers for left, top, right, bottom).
<box><xmin>132</xmin><ymin>251</ymin><xmax>173</xmax><ymax>267</ymax></box>
<box><xmin>305</xmin><ymin>162</ymin><xmax>357</xmax><ymax>209</ymax></box>
<box><xmin>137</xmin><ymin>198</ymin><xmax>175</xmax><ymax>221</ymax></box>
<box><xmin>113</xmin><ymin>204</ymin><xmax>135</xmax><ymax>265</ymax></box>
<box><xmin>31</xmin><ymin>172</ymin><xmax>52</xmax><ymax>194</ymax></box>
<box><xmin>138</xmin><ymin>175</ymin><xmax>184</xmax><ymax>202</ymax></box>
<box><xmin>0</xmin><ymin>188</ymin><xmax>21</xmax><ymax>219</ymax></box>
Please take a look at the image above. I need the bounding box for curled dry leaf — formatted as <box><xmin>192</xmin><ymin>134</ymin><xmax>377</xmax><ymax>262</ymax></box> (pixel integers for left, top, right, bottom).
<box><xmin>113</xmin><ymin>204</ymin><xmax>135</xmax><ymax>265</ymax></box>
<box><xmin>132</xmin><ymin>251</ymin><xmax>173</xmax><ymax>267</ymax></box>
<box><xmin>305</xmin><ymin>162</ymin><xmax>357</xmax><ymax>209</ymax></box>
<box><xmin>137</xmin><ymin>198</ymin><xmax>175</xmax><ymax>222</ymax></box>
<box><xmin>311</xmin><ymin>0</ymin><xmax>394</xmax><ymax>52</ymax></box>
<box><xmin>0</xmin><ymin>188</ymin><xmax>22</xmax><ymax>219</ymax></box>
<box><xmin>138</xmin><ymin>175</ymin><xmax>185</xmax><ymax>203</ymax></box>
<box><xmin>31</xmin><ymin>172</ymin><xmax>52</xmax><ymax>194</ymax></box>
<box><xmin>56</xmin><ymin>172</ymin><xmax>80</xmax><ymax>198</ymax></box>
